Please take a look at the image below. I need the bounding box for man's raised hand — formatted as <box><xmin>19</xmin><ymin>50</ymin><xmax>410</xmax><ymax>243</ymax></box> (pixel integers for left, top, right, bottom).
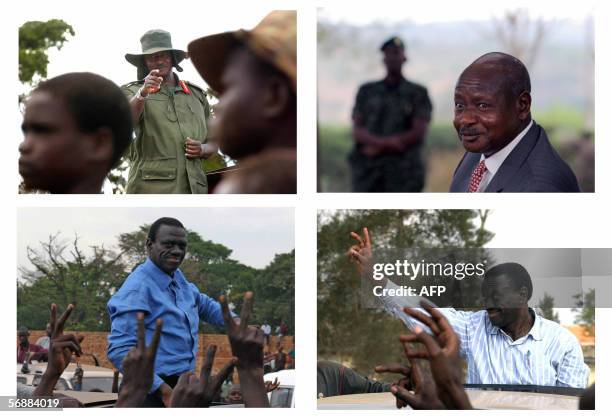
<box><xmin>399</xmin><ymin>301</ymin><xmax>472</xmax><ymax>409</ymax></box>
<box><xmin>347</xmin><ymin>227</ymin><xmax>372</xmax><ymax>271</ymax></box>
<box><xmin>115</xmin><ymin>313</ymin><xmax>163</xmax><ymax>407</ymax></box>
<box><xmin>399</xmin><ymin>300</ymin><xmax>459</xmax><ymax>360</ymax></box>
<box><xmin>264</xmin><ymin>377</ymin><xmax>280</xmax><ymax>393</ymax></box>
<box><xmin>170</xmin><ymin>345</ymin><xmax>236</xmax><ymax>407</ymax></box>
<box><xmin>143</xmin><ymin>69</ymin><xmax>163</xmax><ymax>95</ymax></box>
<box><xmin>220</xmin><ymin>292</ymin><xmax>270</xmax><ymax>407</ymax></box>
<box><xmin>347</xmin><ymin>227</ymin><xmax>381</xmax><ymax>285</ymax></box>
<box><xmin>220</xmin><ymin>292</ymin><xmax>265</xmax><ymax>370</ymax></box>
<box><xmin>375</xmin><ymin>359</ymin><xmax>445</xmax><ymax>410</ymax></box>
<box><xmin>33</xmin><ymin>304</ymin><xmax>83</xmax><ymax>397</ymax></box>
<box><xmin>47</xmin><ymin>304</ymin><xmax>83</xmax><ymax>376</ymax></box>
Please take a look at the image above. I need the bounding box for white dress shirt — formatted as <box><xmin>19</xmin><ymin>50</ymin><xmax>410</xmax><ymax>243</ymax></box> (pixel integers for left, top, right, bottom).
<box><xmin>379</xmin><ymin>279</ymin><xmax>590</xmax><ymax>388</ymax></box>
<box><xmin>476</xmin><ymin>120</ymin><xmax>534</xmax><ymax>192</ymax></box>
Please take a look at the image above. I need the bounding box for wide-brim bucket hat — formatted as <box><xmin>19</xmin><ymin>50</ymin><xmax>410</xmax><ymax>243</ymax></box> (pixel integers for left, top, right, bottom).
<box><xmin>187</xmin><ymin>10</ymin><xmax>296</xmax><ymax>94</ymax></box>
<box><xmin>125</xmin><ymin>29</ymin><xmax>187</xmax><ymax>80</ymax></box>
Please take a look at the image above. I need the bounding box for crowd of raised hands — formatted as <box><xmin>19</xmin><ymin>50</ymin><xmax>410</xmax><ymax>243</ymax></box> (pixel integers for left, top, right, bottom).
<box><xmin>32</xmin><ymin>291</ymin><xmax>272</xmax><ymax>408</ymax></box>
<box><xmin>348</xmin><ymin>226</ymin><xmax>596</xmax><ymax>410</ymax></box>
<box><xmin>116</xmin><ymin>291</ymin><xmax>271</xmax><ymax>407</ymax></box>
<box><xmin>348</xmin><ymin>227</ymin><xmax>473</xmax><ymax>410</ymax></box>
<box><xmin>376</xmin><ymin>300</ymin><xmax>473</xmax><ymax>410</ymax></box>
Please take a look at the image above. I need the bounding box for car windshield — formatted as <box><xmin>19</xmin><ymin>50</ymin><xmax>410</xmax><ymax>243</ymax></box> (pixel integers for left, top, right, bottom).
<box><xmin>77</xmin><ymin>377</ymin><xmax>116</xmax><ymax>393</ymax></box>
<box><xmin>270</xmin><ymin>387</ymin><xmax>293</xmax><ymax>407</ymax></box>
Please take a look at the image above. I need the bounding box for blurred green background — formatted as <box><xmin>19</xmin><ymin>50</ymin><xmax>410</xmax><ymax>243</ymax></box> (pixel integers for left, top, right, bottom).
<box><xmin>317</xmin><ymin>9</ymin><xmax>595</xmax><ymax>192</ymax></box>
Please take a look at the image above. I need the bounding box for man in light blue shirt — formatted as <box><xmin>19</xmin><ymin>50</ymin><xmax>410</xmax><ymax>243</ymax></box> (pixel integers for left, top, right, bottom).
<box><xmin>107</xmin><ymin>217</ymin><xmax>225</xmax><ymax>407</ymax></box>
<box><xmin>349</xmin><ymin>230</ymin><xmax>590</xmax><ymax>389</ymax></box>
<box><xmin>381</xmin><ymin>263</ymin><xmax>590</xmax><ymax>388</ymax></box>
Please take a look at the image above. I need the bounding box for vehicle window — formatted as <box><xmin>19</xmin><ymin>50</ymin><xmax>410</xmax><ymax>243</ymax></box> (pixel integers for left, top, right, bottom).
<box><xmin>79</xmin><ymin>377</ymin><xmax>115</xmax><ymax>393</ymax></box>
<box><xmin>32</xmin><ymin>375</ymin><xmax>69</xmax><ymax>391</ymax></box>
<box><xmin>269</xmin><ymin>387</ymin><xmax>293</xmax><ymax>408</ymax></box>
<box><xmin>56</xmin><ymin>379</ymin><xmax>69</xmax><ymax>390</ymax></box>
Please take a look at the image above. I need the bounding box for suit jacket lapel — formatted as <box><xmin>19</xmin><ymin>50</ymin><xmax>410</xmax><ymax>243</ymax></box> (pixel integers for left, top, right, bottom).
<box><xmin>485</xmin><ymin>123</ymin><xmax>540</xmax><ymax>192</ymax></box>
<box><xmin>450</xmin><ymin>152</ymin><xmax>481</xmax><ymax>192</ymax></box>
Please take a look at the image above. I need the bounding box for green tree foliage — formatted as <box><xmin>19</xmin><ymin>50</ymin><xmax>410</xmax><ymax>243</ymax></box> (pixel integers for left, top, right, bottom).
<box><xmin>248</xmin><ymin>251</ymin><xmax>295</xmax><ymax>332</ymax></box>
<box><xmin>17</xmin><ymin>234</ymin><xmax>126</xmax><ymax>331</ymax></box>
<box><xmin>19</xmin><ymin>19</ymin><xmax>75</xmax><ymax>85</ymax></box>
<box><xmin>317</xmin><ymin>209</ymin><xmax>493</xmax><ymax>378</ymax></box>
<box><xmin>538</xmin><ymin>293</ymin><xmax>560</xmax><ymax>323</ymax></box>
<box><xmin>573</xmin><ymin>288</ymin><xmax>595</xmax><ymax>336</ymax></box>
<box><xmin>18</xmin><ymin>226</ymin><xmax>294</xmax><ymax>334</ymax></box>
<box><xmin>116</xmin><ymin>224</ymin><xmax>293</xmax><ymax>333</ymax></box>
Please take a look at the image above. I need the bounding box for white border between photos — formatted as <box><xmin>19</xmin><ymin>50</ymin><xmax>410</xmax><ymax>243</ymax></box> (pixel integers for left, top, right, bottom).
<box><xmin>1</xmin><ymin>0</ymin><xmax>611</xmax><ymax>416</ymax></box>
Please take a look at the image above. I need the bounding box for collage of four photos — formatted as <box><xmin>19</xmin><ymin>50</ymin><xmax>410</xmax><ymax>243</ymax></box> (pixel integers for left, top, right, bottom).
<box><xmin>8</xmin><ymin>0</ymin><xmax>610</xmax><ymax>414</ymax></box>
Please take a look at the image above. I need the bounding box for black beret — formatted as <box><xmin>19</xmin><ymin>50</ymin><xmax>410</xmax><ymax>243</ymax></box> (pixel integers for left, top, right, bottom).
<box><xmin>380</xmin><ymin>36</ymin><xmax>405</xmax><ymax>51</ymax></box>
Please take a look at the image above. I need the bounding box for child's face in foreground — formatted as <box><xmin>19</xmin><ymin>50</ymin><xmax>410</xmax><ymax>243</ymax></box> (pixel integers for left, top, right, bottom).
<box><xmin>19</xmin><ymin>91</ymin><xmax>89</xmax><ymax>192</ymax></box>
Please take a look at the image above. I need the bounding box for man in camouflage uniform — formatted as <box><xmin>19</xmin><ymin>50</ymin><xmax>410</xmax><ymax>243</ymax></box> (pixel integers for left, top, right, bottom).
<box><xmin>122</xmin><ymin>29</ymin><xmax>217</xmax><ymax>194</ymax></box>
<box><xmin>350</xmin><ymin>36</ymin><xmax>432</xmax><ymax>192</ymax></box>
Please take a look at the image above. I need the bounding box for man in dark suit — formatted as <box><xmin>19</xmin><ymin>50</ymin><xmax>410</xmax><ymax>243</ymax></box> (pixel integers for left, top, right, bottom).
<box><xmin>449</xmin><ymin>52</ymin><xmax>580</xmax><ymax>192</ymax></box>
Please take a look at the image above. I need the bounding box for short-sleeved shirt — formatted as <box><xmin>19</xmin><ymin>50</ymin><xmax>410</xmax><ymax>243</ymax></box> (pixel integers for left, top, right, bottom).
<box><xmin>350</xmin><ymin>78</ymin><xmax>432</xmax><ymax>192</ymax></box>
<box><xmin>121</xmin><ymin>76</ymin><xmax>211</xmax><ymax>194</ymax></box>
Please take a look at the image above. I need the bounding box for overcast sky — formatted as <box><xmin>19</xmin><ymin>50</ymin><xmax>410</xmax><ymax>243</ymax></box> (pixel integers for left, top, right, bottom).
<box><xmin>486</xmin><ymin>210</ymin><xmax>586</xmax><ymax>325</ymax></box>
<box><xmin>17</xmin><ymin>207</ymin><xmax>294</xmax><ymax>270</ymax></box>
<box><xmin>320</xmin><ymin>0</ymin><xmax>594</xmax><ymax>24</ymax></box>
<box><xmin>16</xmin><ymin>1</ymin><xmax>276</xmax><ymax>91</ymax></box>
<box><xmin>14</xmin><ymin>2</ymin><xmax>286</xmax><ymax>190</ymax></box>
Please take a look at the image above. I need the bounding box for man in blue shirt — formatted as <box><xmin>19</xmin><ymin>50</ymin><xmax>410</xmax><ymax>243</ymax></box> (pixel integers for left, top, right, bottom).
<box><xmin>107</xmin><ymin>217</ymin><xmax>225</xmax><ymax>407</ymax></box>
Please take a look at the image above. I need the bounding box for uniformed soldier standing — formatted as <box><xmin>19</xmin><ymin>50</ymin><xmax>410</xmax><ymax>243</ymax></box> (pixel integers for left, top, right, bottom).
<box><xmin>122</xmin><ymin>29</ymin><xmax>217</xmax><ymax>194</ymax></box>
<box><xmin>350</xmin><ymin>36</ymin><xmax>432</xmax><ymax>192</ymax></box>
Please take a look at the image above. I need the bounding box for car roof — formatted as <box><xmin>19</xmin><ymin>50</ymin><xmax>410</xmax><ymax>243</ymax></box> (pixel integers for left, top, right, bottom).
<box><xmin>317</xmin><ymin>390</ymin><xmax>580</xmax><ymax>410</ymax></box>
<box><xmin>264</xmin><ymin>369</ymin><xmax>295</xmax><ymax>386</ymax></box>
<box><xmin>61</xmin><ymin>363</ymin><xmax>116</xmax><ymax>374</ymax></box>
<box><xmin>17</xmin><ymin>362</ymin><xmax>116</xmax><ymax>377</ymax></box>
<box><xmin>55</xmin><ymin>390</ymin><xmax>117</xmax><ymax>407</ymax></box>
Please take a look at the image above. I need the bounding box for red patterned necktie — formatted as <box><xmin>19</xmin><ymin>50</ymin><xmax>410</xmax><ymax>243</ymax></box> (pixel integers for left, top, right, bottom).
<box><xmin>468</xmin><ymin>160</ymin><xmax>487</xmax><ymax>193</ymax></box>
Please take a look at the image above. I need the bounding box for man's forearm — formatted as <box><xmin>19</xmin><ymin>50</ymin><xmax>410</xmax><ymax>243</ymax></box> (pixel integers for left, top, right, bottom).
<box><xmin>116</xmin><ymin>378</ymin><xmax>166</xmax><ymax>407</ymax></box>
<box><xmin>107</xmin><ymin>346</ymin><xmax>129</xmax><ymax>374</ymax></box>
<box><xmin>377</xmin><ymin>279</ymin><xmax>424</xmax><ymax>328</ymax></box>
<box><xmin>129</xmin><ymin>95</ymin><xmax>146</xmax><ymax>124</ymax></box>
<box><xmin>156</xmin><ymin>383</ymin><xmax>173</xmax><ymax>407</ymax></box>
<box><xmin>352</xmin><ymin>125</ymin><xmax>386</xmax><ymax>147</ymax></box>
<box><xmin>33</xmin><ymin>368</ymin><xmax>61</xmax><ymax>397</ymax></box>
<box><xmin>396</xmin><ymin>117</ymin><xmax>430</xmax><ymax>147</ymax></box>
<box><xmin>115</xmin><ymin>385</ymin><xmax>148</xmax><ymax>408</ymax></box>
<box><xmin>237</xmin><ymin>368</ymin><xmax>270</xmax><ymax>407</ymax></box>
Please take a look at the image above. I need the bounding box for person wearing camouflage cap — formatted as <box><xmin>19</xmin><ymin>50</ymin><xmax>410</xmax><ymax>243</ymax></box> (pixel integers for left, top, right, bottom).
<box><xmin>350</xmin><ymin>36</ymin><xmax>432</xmax><ymax>192</ymax></box>
<box><xmin>188</xmin><ymin>11</ymin><xmax>296</xmax><ymax>193</ymax></box>
<box><xmin>122</xmin><ymin>29</ymin><xmax>217</xmax><ymax>194</ymax></box>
